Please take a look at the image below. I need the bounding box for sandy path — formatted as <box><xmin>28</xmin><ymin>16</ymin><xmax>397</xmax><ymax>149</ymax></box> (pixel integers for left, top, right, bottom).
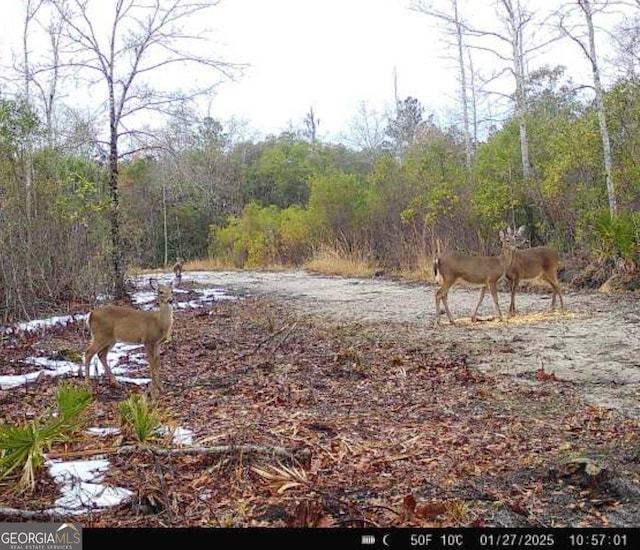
<box><xmin>188</xmin><ymin>270</ymin><xmax>640</xmax><ymax>418</ymax></box>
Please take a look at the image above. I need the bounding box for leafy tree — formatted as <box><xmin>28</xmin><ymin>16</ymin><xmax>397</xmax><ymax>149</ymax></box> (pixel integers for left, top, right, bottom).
<box><xmin>307</xmin><ymin>169</ymin><xmax>368</xmax><ymax>252</ymax></box>
<box><xmin>279</xmin><ymin>205</ymin><xmax>312</xmax><ymax>265</ymax></box>
<box><xmin>401</xmin><ymin>126</ymin><xmax>467</xmax><ymax>252</ymax></box>
<box><xmin>386</xmin><ymin>97</ymin><xmax>427</xmax><ymax>160</ymax></box>
<box><xmin>50</xmin><ymin>0</ymin><xmax>240</xmax><ymax>298</ymax></box>
<box><xmin>472</xmin><ymin>121</ymin><xmax>523</xmax><ymax>238</ymax></box>
<box><xmin>210</xmin><ymin>203</ymin><xmax>281</xmax><ymax>267</ymax></box>
<box><xmin>244</xmin><ymin>137</ymin><xmax>315</xmax><ymax>207</ymax></box>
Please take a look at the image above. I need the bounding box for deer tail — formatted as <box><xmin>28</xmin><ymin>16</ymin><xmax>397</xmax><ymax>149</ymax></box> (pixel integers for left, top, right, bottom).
<box><xmin>433</xmin><ymin>257</ymin><xmax>443</xmax><ymax>284</ymax></box>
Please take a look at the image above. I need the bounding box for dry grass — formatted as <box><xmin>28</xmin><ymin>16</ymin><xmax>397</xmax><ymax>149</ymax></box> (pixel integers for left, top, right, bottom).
<box><xmin>183</xmin><ymin>257</ymin><xmax>237</xmax><ymax>271</ymax></box>
<box><xmin>502</xmin><ymin>309</ymin><xmax>579</xmax><ymax>325</ymax></box>
<box><xmin>303</xmin><ymin>249</ymin><xmax>377</xmax><ymax>278</ymax></box>
<box><xmin>130</xmin><ymin>258</ymin><xmax>300</xmax><ymax>277</ymax></box>
<box><xmin>397</xmin><ymin>253</ymin><xmax>434</xmax><ymax>283</ymax></box>
<box><xmin>129</xmin><ymin>252</ymin><xmax>433</xmax><ymax>283</ymax></box>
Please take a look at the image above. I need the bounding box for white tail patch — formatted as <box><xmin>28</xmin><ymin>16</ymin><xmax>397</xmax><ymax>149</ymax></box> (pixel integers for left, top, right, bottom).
<box><xmin>434</xmin><ymin>258</ymin><xmax>443</xmax><ymax>285</ymax></box>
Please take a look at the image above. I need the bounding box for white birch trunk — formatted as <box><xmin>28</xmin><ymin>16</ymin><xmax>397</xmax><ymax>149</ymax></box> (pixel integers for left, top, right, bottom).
<box><xmin>580</xmin><ymin>0</ymin><xmax>617</xmax><ymax>216</ymax></box>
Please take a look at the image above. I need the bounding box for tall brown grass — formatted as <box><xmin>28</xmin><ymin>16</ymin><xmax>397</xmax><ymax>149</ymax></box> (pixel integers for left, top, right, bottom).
<box><xmin>303</xmin><ymin>245</ymin><xmax>377</xmax><ymax>277</ymax></box>
<box><xmin>129</xmin><ymin>248</ymin><xmax>436</xmax><ymax>284</ymax></box>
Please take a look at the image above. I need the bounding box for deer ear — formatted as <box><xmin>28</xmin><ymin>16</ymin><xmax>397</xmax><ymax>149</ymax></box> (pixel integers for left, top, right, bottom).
<box><xmin>149</xmin><ymin>278</ymin><xmax>157</xmax><ymax>290</ymax></box>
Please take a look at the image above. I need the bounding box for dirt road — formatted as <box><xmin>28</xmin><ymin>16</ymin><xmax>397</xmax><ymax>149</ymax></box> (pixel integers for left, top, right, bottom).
<box><xmin>188</xmin><ymin>270</ymin><xmax>640</xmax><ymax>418</ymax></box>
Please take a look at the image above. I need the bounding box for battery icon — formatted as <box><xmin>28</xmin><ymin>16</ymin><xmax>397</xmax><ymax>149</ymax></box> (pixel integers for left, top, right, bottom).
<box><xmin>361</xmin><ymin>535</ymin><xmax>376</xmax><ymax>545</ymax></box>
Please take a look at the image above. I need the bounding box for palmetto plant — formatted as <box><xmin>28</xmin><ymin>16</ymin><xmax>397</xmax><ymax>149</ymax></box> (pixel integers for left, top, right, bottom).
<box><xmin>0</xmin><ymin>381</ymin><xmax>92</xmax><ymax>493</ymax></box>
<box><xmin>56</xmin><ymin>380</ymin><xmax>92</xmax><ymax>432</ymax></box>
<box><xmin>119</xmin><ymin>394</ymin><xmax>161</xmax><ymax>443</ymax></box>
<box><xmin>0</xmin><ymin>420</ymin><xmax>61</xmax><ymax>493</ymax></box>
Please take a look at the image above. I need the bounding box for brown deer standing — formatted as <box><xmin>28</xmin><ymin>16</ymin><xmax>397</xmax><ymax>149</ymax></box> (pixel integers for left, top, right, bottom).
<box><xmin>172</xmin><ymin>257</ymin><xmax>184</xmax><ymax>284</ymax></box>
<box><xmin>83</xmin><ymin>280</ymin><xmax>174</xmax><ymax>398</ymax></box>
<box><xmin>433</xmin><ymin>229</ymin><xmax>518</xmax><ymax>327</ymax></box>
<box><xmin>502</xmin><ymin>226</ymin><xmax>564</xmax><ymax>316</ymax></box>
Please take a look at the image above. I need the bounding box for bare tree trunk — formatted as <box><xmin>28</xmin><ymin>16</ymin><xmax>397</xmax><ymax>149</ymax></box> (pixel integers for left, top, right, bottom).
<box><xmin>108</xmin><ymin>108</ymin><xmax>126</xmax><ymax>299</ymax></box>
<box><xmin>163</xmin><ymin>179</ymin><xmax>168</xmax><ymax>268</ymax></box>
<box><xmin>412</xmin><ymin>0</ymin><xmax>474</xmax><ymax>175</ymax></box>
<box><xmin>21</xmin><ymin>0</ymin><xmax>43</xmax><ymax>222</ymax></box>
<box><xmin>468</xmin><ymin>49</ymin><xmax>479</xmax><ymax>150</ymax></box>
<box><xmin>581</xmin><ymin>0</ymin><xmax>617</xmax><ymax>216</ymax></box>
<box><xmin>42</xmin><ymin>20</ymin><xmax>62</xmax><ymax>146</ymax></box>
<box><xmin>303</xmin><ymin>106</ymin><xmax>319</xmax><ymax>144</ymax></box>
<box><xmin>502</xmin><ymin>0</ymin><xmax>532</xmax><ymax>181</ymax></box>
<box><xmin>559</xmin><ymin>0</ymin><xmax>617</xmax><ymax>216</ymax></box>
<box><xmin>453</xmin><ymin>0</ymin><xmax>473</xmax><ymax>176</ymax></box>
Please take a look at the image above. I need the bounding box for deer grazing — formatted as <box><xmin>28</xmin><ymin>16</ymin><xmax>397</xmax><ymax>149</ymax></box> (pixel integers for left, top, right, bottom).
<box><xmin>433</xmin><ymin>229</ymin><xmax>517</xmax><ymax>327</ymax></box>
<box><xmin>501</xmin><ymin>226</ymin><xmax>564</xmax><ymax>316</ymax></box>
<box><xmin>83</xmin><ymin>279</ymin><xmax>174</xmax><ymax>398</ymax></box>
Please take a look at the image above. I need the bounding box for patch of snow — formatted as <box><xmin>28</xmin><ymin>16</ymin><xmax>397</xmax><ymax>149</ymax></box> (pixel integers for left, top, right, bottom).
<box><xmin>2</xmin><ymin>277</ymin><xmax>237</xmax><ymax>390</ymax></box>
<box><xmin>155</xmin><ymin>426</ymin><xmax>194</xmax><ymax>446</ymax></box>
<box><xmin>3</xmin><ymin>314</ymin><xmax>87</xmax><ymax>335</ymax></box>
<box><xmin>45</xmin><ymin>458</ymin><xmax>133</xmax><ymax>515</ymax></box>
<box><xmin>114</xmin><ymin>376</ymin><xmax>151</xmax><ymax>386</ymax></box>
<box><xmin>0</xmin><ymin>370</ymin><xmax>45</xmax><ymax>390</ymax></box>
<box><xmin>0</xmin><ymin>357</ymin><xmax>81</xmax><ymax>389</ymax></box>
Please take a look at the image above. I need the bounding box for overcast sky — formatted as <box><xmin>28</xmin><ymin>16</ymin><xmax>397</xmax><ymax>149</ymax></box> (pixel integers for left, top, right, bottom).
<box><xmin>0</xmin><ymin>0</ymin><xmax>624</xmax><ymax>142</ymax></box>
<box><xmin>208</xmin><ymin>0</ymin><xmax>452</xmax><ymax>139</ymax></box>
<box><xmin>186</xmin><ymin>0</ymin><xmax>619</xmax><ymax>140</ymax></box>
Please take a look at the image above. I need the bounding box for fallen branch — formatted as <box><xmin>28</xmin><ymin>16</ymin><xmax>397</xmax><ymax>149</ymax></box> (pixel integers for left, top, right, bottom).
<box><xmin>120</xmin><ymin>443</ymin><xmax>312</xmax><ymax>464</ymax></box>
<box><xmin>47</xmin><ymin>443</ymin><xmax>311</xmax><ymax>465</ymax></box>
<box><xmin>0</xmin><ymin>506</ymin><xmax>68</xmax><ymax>520</ymax></box>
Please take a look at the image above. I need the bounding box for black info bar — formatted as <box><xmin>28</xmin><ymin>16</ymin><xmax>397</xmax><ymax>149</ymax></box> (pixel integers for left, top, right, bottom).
<box><xmin>84</xmin><ymin>527</ymin><xmax>638</xmax><ymax>550</ymax></box>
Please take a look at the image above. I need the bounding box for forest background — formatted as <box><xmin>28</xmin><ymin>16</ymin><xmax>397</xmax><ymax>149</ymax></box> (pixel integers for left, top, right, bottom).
<box><xmin>1</xmin><ymin>0</ymin><xmax>640</xmax><ymax>323</ymax></box>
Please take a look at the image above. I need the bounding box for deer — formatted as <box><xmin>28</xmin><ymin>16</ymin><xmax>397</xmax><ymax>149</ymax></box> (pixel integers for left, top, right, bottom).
<box><xmin>83</xmin><ymin>279</ymin><xmax>174</xmax><ymax>399</ymax></box>
<box><xmin>172</xmin><ymin>257</ymin><xmax>184</xmax><ymax>285</ymax></box>
<box><xmin>433</xmin><ymin>229</ymin><xmax>518</xmax><ymax>327</ymax></box>
<box><xmin>501</xmin><ymin>226</ymin><xmax>564</xmax><ymax>316</ymax></box>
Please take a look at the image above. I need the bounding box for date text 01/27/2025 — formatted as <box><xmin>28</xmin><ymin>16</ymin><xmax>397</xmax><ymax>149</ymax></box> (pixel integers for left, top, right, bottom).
<box><xmin>405</xmin><ymin>530</ymin><xmax>633</xmax><ymax>549</ymax></box>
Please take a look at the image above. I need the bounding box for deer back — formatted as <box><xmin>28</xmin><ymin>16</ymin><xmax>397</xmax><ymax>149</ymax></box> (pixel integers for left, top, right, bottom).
<box><xmin>88</xmin><ymin>282</ymin><xmax>173</xmax><ymax>345</ymax></box>
<box><xmin>88</xmin><ymin>305</ymin><xmax>172</xmax><ymax>344</ymax></box>
<box><xmin>437</xmin><ymin>251</ymin><xmax>512</xmax><ymax>285</ymax></box>
<box><xmin>509</xmin><ymin>246</ymin><xmax>559</xmax><ymax>280</ymax></box>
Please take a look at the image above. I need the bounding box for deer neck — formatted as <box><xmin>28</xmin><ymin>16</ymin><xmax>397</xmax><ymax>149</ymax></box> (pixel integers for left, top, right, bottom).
<box><xmin>157</xmin><ymin>301</ymin><xmax>174</xmax><ymax>330</ymax></box>
<box><xmin>500</xmin><ymin>247</ymin><xmax>516</xmax><ymax>276</ymax></box>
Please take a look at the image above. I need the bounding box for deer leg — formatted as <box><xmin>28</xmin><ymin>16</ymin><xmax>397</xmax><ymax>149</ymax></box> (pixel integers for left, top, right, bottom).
<box><xmin>83</xmin><ymin>343</ymin><xmax>99</xmax><ymax>384</ymax></box>
<box><xmin>434</xmin><ymin>288</ymin><xmax>443</xmax><ymax>327</ymax></box>
<box><xmin>435</xmin><ymin>281</ymin><xmax>456</xmax><ymax>326</ymax></box>
<box><xmin>145</xmin><ymin>342</ymin><xmax>162</xmax><ymax>398</ymax></box>
<box><xmin>489</xmin><ymin>282</ymin><xmax>504</xmax><ymax>321</ymax></box>
<box><xmin>97</xmin><ymin>345</ymin><xmax>117</xmax><ymax>385</ymax></box>
<box><xmin>471</xmin><ymin>286</ymin><xmax>487</xmax><ymax>322</ymax></box>
<box><xmin>542</xmin><ymin>273</ymin><xmax>564</xmax><ymax>311</ymax></box>
<box><xmin>508</xmin><ymin>277</ymin><xmax>518</xmax><ymax>317</ymax></box>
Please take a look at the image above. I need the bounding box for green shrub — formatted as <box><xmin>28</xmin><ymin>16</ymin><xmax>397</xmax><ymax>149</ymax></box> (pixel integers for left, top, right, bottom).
<box><xmin>591</xmin><ymin>210</ymin><xmax>639</xmax><ymax>261</ymax></box>
<box><xmin>119</xmin><ymin>394</ymin><xmax>161</xmax><ymax>443</ymax></box>
<box><xmin>56</xmin><ymin>380</ymin><xmax>92</xmax><ymax>432</ymax></box>
<box><xmin>0</xmin><ymin>381</ymin><xmax>93</xmax><ymax>492</ymax></box>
